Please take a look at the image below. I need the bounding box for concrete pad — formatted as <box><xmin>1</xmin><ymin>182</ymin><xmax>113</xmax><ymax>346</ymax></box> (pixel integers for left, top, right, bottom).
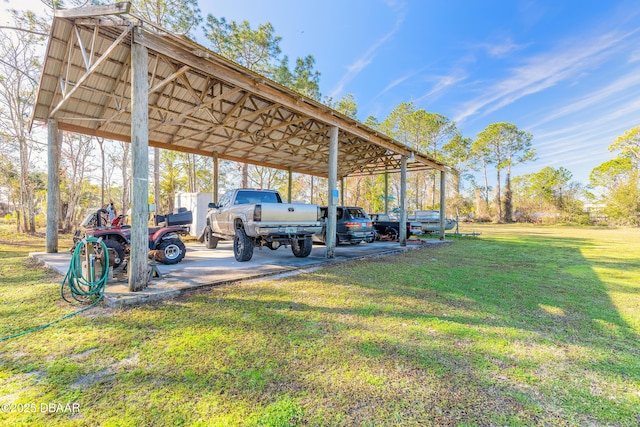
<box><xmin>31</xmin><ymin>239</ymin><xmax>447</xmax><ymax>308</ymax></box>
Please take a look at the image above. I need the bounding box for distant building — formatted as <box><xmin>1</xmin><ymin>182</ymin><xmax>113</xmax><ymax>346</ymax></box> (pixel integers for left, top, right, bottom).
<box><xmin>584</xmin><ymin>203</ymin><xmax>608</xmax><ymax>222</ymax></box>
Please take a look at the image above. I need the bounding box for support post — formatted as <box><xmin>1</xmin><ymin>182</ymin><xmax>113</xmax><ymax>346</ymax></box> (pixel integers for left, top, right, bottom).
<box><xmin>310</xmin><ymin>176</ymin><xmax>314</xmax><ymax>204</ymax></box>
<box><xmin>340</xmin><ymin>178</ymin><xmax>344</xmax><ymax>206</ymax></box>
<box><xmin>287</xmin><ymin>167</ymin><xmax>293</xmax><ymax>203</ymax></box>
<box><xmin>212</xmin><ymin>152</ymin><xmax>219</xmax><ymax>203</ymax></box>
<box><xmin>384</xmin><ymin>170</ymin><xmax>389</xmax><ymax>214</ymax></box>
<box><xmin>129</xmin><ymin>41</ymin><xmax>149</xmax><ymax>292</ymax></box>
<box><xmin>399</xmin><ymin>156</ymin><xmax>407</xmax><ymax>247</ymax></box>
<box><xmin>46</xmin><ymin>119</ymin><xmax>60</xmax><ymax>253</ymax></box>
<box><xmin>439</xmin><ymin>169</ymin><xmax>446</xmax><ymax>241</ymax></box>
<box><xmin>326</xmin><ymin>126</ymin><xmax>339</xmax><ymax>258</ymax></box>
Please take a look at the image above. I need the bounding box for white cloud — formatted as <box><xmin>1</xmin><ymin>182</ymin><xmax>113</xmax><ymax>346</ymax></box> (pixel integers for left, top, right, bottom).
<box><xmin>414</xmin><ymin>69</ymin><xmax>467</xmax><ymax>104</ymax></box>
<box><xmin>378</xmin><ymin>71</ymin><xmax>417</xmax><ymax>97</ymax></box>
<box><xmin>529</xmin><ymin>68</ymin><xmax>640</xmax><ymax>129</ymax></box>
<box><xmin>453</xmin><ymin>28</ymin><xmax>640</xmax><ymax>125</ymax></box>
<box><xmin>329</xmin><ymin>8</ymin><xmax>406</xmax><ymax>99</ymax></box>
<box><xmin>476</xmin><ymin>37</ymin><xmax>528</xmax><ymax>58</ymax></box>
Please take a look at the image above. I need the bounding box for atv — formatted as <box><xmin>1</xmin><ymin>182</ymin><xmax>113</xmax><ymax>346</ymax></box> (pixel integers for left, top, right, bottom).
<box><xmin>72</xmin><ymin>207</ymin><xmax>191</xmax><ymax>267</ymax></box>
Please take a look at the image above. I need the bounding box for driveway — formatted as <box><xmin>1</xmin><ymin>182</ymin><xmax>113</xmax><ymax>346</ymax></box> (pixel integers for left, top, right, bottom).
<box><xmin>31</xmin><ymin>239</ymin><xmax>439</xmax><ymax>307</ymax></box>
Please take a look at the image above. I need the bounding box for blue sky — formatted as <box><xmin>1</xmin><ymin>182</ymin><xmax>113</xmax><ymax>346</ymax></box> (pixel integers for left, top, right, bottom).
<box><xmin>2</xmin><ymin>0</ymin><xmax>640</xmax><ymax>186</ymax></box>
<box><xmin>200</xmin><ymin>0</ymin><xmax>640</xmax><ymax>186</ymax></box>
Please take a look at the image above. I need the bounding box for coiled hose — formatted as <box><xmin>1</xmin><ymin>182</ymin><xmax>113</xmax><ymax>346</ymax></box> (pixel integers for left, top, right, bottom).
<box><xmin>0</xmin><ymin>237</ymin><xmax>109</xmax><ymax>342</ymax></box>
<box><xmin>61</xmin><ymin>236</ymin><xmax>110</xmax><ymax>303</ymax></box>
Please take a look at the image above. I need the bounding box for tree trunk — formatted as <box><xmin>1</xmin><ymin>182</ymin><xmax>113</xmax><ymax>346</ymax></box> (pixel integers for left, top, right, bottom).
<box><xmin>504</xmin><ymin>166</ymin><xmax>513</xmax><ymax>222</ymax></box>
<box><xmin>27</xmin><ymin>187</ymin><xmax>36</xmax><ymax>232</ymax></box>
<box><xmin>19</xmin><ymin>136</ymin><xmax>31</xmax><ymax>233</ymax></box>
<box><xmin>310</xmin><ymin>176</ymin><xmax>314</xmax><ymax>204</ymax></box>
<box><xmin>452</xmin><ymin>171</ymin><xmax>461</xmax><ymax>196</ymax></box>
<box><xmin>482</xmin><ymin>159</ymin><xmax>490</xmax><ymax>215</ymax></box>
<box><xmin>496</xmin><ymin>168</ymin><xmax>503</xmax><ymax>222</ymax></box>
<box><xmin>242</xmin><ymin>163</ymin><xmax>248</xmax><ymax>187</ymax></box>
<box><xmin>474</xmin><ymin>187</ymin><xmax>486</xmax><ymax>218</ymax></box>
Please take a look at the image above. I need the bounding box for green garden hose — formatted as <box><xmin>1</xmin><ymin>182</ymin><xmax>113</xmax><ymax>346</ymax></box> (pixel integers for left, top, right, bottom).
<box><xmin>0</xmin><ymin>237</ymin><xmax>109</xmax><ymax>342</ymax></box>
<box><xmin>61</xmin><ymin>236</ymin><xmax>110</xmax><ymax>303</ymax></box>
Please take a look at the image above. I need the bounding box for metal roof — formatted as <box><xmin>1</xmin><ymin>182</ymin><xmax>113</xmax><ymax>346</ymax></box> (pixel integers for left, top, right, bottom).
<box><xmin>32</xmin><ymin>3</ymin><xmax>447</xmax><ymax>178</ymax></box>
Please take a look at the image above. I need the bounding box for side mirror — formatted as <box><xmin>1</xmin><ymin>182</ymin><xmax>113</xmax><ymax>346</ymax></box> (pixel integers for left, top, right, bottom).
<box><xmin>208</xmin><ymin>202</ymin><xmax>218</xmax><ymax>209</ymax></box>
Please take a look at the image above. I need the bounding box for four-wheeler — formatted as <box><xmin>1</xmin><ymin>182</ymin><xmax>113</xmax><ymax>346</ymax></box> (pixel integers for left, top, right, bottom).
<box><xmin>72</xmin><ymin>207</ymin><xmax>190</xmax><ymax>267</ymax></box>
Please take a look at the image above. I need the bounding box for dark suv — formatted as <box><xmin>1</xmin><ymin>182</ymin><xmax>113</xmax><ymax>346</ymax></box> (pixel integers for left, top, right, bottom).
<box><xmin>313</xmin><ymin>206</ymin><xmax>374</xmax><ymax>245</ymax></box>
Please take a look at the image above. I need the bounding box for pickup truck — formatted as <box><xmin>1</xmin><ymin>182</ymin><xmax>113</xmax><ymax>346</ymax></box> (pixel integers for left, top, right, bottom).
<box><xmin>199</xmin><ymin>189</ymin><xmax>322</xmax><ymax>262</ymax></box>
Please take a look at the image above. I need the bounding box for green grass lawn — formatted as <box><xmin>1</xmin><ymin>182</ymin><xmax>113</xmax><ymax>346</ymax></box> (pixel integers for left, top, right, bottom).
<box><xmin>1</xmin><ymin>224</ymin><xmax>639</xmax><ymax>426</ymax></box>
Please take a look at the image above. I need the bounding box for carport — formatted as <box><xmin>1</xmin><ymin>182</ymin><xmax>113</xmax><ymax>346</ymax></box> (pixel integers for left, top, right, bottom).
<box><xmin>31</xmin><ymin>2</ymin><xmax>449</xmax><ymax>291</ymax></box>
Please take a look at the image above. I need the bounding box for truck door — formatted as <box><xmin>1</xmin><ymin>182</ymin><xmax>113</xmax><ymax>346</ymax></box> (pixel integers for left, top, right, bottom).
<box><xmin>211</xmin><ymin>192</ymin><xmax>232</xmax><ymax>234</ymax></box>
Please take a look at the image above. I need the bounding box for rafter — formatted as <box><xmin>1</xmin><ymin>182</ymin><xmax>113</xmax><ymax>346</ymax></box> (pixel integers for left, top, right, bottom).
<box><xmin>50</xmin><ymin>24</ymin><xmax>131</xmax><ymax>118</ymax></box>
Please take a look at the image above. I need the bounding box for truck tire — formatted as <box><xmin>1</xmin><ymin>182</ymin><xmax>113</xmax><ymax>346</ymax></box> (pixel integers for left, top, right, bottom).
<box><xmin>156</xmin><ymin>239</ymin><xmax>186</xmax><ymax>265</ymax></box>
<box><xmin>204</xmin><ymin>226</ymin><xmax>218</xmax><ymax>249</ymax></box>
<box><xmin>291</xmin><ymin>236</ymin><xmax>313</xmax><ymax>258</ymax></box>
<box><xmin>233</xmin><ymin>228</ymin><xmax>254</xmax><ymax>262</ymax></box>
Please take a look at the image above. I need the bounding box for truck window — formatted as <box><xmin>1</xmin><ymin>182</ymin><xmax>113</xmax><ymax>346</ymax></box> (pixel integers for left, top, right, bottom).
<box><xmin>218</xmin><ymin>192</ymin><xmax>231</xmax><ymax>208</ymax></box>
<box><xmin>235</xmin><ymin>190</ymin><xmax>282</xmax><ymax>204</ymax></box>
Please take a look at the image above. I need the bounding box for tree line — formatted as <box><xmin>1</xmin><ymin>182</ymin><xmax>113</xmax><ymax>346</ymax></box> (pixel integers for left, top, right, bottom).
<box><xmin>0</xmin><ymin>1</ymin><xmax>638</xmax><ymax>234</ymax></box>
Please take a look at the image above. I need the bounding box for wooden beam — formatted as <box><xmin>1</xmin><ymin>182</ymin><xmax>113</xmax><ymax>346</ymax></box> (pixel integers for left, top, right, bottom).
<box><xmin>129</xmin><ymin>41</ymin><xmax>149</xmax><ymax>292</ymax></box>
<box><xmin>149</xmin><ymin>65</ymin><xmax>190</xmax><ymax>95</ymax></box>
<box><xmin>135</xmin><ymin>30</ymin><xmax>445</xmax><ymax>171</ymax></box>
<box><xmin>399</xmin><ymin>156</ymin><xmax>407</xmax><ymax>247</ymax></box>
<box><xmin>326</xmin><ymin>126</ymin><xmax>339</xmax><ymax>258</ymax></box>
<box><xmin>54</xmin><ymin>2</ymin><xmax>131</xmax><ymax>18</ymax></box>
<box><xmin>50</xmin><ymin>25</ymin><xmax>131</xmax><ymax>119</ymax></box>
<box><xmin>46</xmin><ymin>119</ymin><xmax>60</xmax><ymax>253</ymax></box>
<box><xmin>56</xmin><ymin>122</ymin><xmax>331</xmax><ymax>178</ymax></box>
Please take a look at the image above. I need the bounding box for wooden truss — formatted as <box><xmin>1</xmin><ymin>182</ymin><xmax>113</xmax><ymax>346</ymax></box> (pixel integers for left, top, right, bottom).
<box><xmin>32</xmin><ymin>5</ymin><xmax>446</xmax><ymax>178</ymax></box>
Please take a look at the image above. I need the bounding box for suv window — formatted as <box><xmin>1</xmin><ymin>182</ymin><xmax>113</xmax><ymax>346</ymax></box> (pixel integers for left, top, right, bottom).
<box><xmin>347</xmin><ymin>208</ymin><xmax>368</xmax><ymax>219</ymax></box>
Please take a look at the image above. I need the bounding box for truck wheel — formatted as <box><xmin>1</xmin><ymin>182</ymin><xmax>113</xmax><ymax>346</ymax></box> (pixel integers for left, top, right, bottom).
<box><xmin>233</xmin><ymin>228</ymin><xmax>254</xmax><ymax>262</ymax></box>
<box><xmin>291</xmin><ymin>236</ymin><xmax>313</xmax><ymax>258</ymax></box>
<box><xmin>204</xmin><ymin>226</ymin><xmax>218</xmax><ymax>249</ymax></box>
<box><xmin>157</xmin><ymin>239</ymin><xmax>186</xmax><ymax>265</ymax></box>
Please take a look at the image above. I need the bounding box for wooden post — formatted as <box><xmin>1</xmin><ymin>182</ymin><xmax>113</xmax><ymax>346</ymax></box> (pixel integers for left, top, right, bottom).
<box><xmin>399</xmin><ymin>156</ymin><xmax>407</xmax><ymax>246</ymax></box>
<box><xmin>384</xmin><ymin>170</ymin><xmax>389</xmax><ymax>214</ymax></box>
<box><xmin>46</xmin><ymin>119</ymin><xmax>60</xmax><ymax>253</ymax></box>
<box><xmin>287</xmin><ymin>167</ymin><xmax>292</xmax><ymax>203</ymax></box>
<box><xmin>439</xmin><ymin>169</ymin><xmax>446</xmax><ymax>241</ymax></box>
<box><xmin>340</xmin><ymin>178</ymin><xmax>344</xmax><ymax>206</ymax></box>
<box><xmin>129</xmin><ymin>41</ymin><xmax>149</xmax><ymax>292</ymax></box>
<box><xmin>310</xmin><ymin>176</ymin><xmax>314</xmax><ymax>204</ymax></box>
<box><xmin>326</xmin><ymin>126</ymin><xmax>338</xmax><ymax>258</ymax></box>
<box><xmin>212</xmin><ymin>152</ymin><xmax>219</xmax><ymax>204</ymax></box>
